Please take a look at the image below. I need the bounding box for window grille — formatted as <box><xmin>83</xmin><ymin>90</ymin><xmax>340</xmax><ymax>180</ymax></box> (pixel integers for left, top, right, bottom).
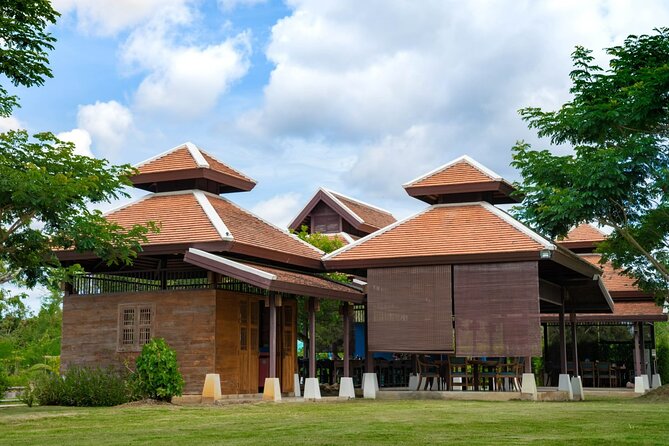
<box><xmin>118</xmin><ymin>304</ymin><xmax>155</xmax><ymax>351</ymax></box>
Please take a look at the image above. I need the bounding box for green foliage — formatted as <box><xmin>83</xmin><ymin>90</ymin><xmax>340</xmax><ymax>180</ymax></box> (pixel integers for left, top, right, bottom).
<box><xmin>0</xmin><ymin>130</ymin><xmax>159</xmax><ymax>288</ymax></box>
<box><xmin>0</xmin><ymin>0</ymin><xmax>59</xmax><ymax>117</ymax></box>
<box><xmin>134</xmin><ymin>338</ymin><xmax>184</xmax><ymax>402</ymax></box>
<box><xmin>293</xmin><ymin>225</ymin><xmax>345</xmax><ymax>254</ymax></box>
<box><xmin>656</xmin><ymin>322</ymin><xmax>669</xmax><ymax>384</ymax></box>
<box><xmin>30</xmin><ymin>366</ymin><xmax>131</xmax><ymax>407</ymax></box>
<box><xmin>512</xmin><ymin>28</ymin><xmax>669</xmax><ymax>301</ymax></box>
<box><xmin>0</xmin><ymin>363</ymin><xmax>9</xmax><ymax>397</ymax></box>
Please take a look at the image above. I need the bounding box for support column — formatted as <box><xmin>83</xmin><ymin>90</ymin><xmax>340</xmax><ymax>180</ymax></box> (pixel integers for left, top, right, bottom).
<box><xmin>343</xmin><ymin>302</ymin><xmax>350</xmax><ymax>378</ymax></box>
<box><xmin>650</xmin><ymin>323</ymin><xmax>656</xmax><ymax>377</ymax></box>
<box><xmin>542</xmin><ymin>323</ymin><xmax>549</xmax><ymax>385</ymax></box>
<box><xmin>364</xmin><ymin>302</ymin><xmax>373</xmax><ymax>373</ymax></box>
<box><xmin>362</xmin><ymin>302</ymin><xmax>378</xmax><ymax>398</ymax></box>
<box><xmin>634</xmin><ymin>322</ymin><xmax>642</xmax><ymax>377</ymax></box>
<box><xmin>570</xmin><ymin>311</ymin><xmax>579</xmax><ymax>377</ymax></box>
<box><xmin>640</xmin><ymin>322</ymin><xmax>649</xmax><ymax>390</ymax></box>
<box><xmin>558</xmin><ymin>297</ymin><xmax>567</xmax><ymax>375</ymax></box>
<box><xmin>308</xmin><ymin>297</ymin><xmax>316</xmax><ymax>379</ymax></box>
<box><xmin>263</xmin><ymin>292</ymin><xmax>281</xmax><ymax>401</ymax></box>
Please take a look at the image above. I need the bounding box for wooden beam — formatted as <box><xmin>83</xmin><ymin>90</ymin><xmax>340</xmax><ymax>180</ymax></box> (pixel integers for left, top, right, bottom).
<box><xmin>269</xmin><ymin>292</ymin><xmax>277</xmax><ymax>379</ymax></box>
<box><xmin>559</xmin><ymin>289</ymin><xmax>567</xmax><ymax>375</ymax></box>
<box><xmin>634</xmin><ymin>322</ymin><xmax>642</xmax><ymax>377</ymax></box>
<box><xmin>308</xmin><ymin>297</ymin><xmax>316</xmax><ymax>379</ymax></box>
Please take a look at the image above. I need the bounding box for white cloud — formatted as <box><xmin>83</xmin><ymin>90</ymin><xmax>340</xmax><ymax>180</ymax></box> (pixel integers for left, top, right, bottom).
<box><xmin>251</xmin><ymin>192</ymin><xmax>303</xmax><ymax>228</ymax></box>
<box><xmin>0</xmin><ymin>116</ymin><xmax>23</xmax><ymax>132</ymax></box>
<box><xmin>57</xmin><ymin>128</ymin><xmax>94</xmax><ymax>157</ymax></box>
<box><xmin>240</xmin><ymin>0</ymin><xmax>669</xmax><ymax>196</ymax></box>
<box><xmin>76</xmin><ymin>100</ymin><xmax>134</xmax><ymax>160</ymax></box>
<box><xmin>120</xmin><ymin>9</ymin><xmax>252</xmax><ymax>118</ymax></box>
<box><xmin>52</xmin><ymin>0</ymin><xmax>191</xmax><ymax>36</ymax></box>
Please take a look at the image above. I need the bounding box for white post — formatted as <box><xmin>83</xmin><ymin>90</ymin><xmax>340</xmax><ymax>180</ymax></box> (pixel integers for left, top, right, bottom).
<box><xmin>262</xmin><ymin>377</ymin><xmax>282</xmax><ymax>401</ymax></box>
<box><xmin>362</xmin><ymin>373</ymin><xmax>378</xmax><ymax>399</ymax></box>
<box><xmin>201</xmin><ymin>373</ymin><xmax>222</xmax><ymax>403</ymax></box>
<box><xmin>558</xmin><ymin>374</ymin><xmax>573</xmax><ymax>400</ymax></box>
<box><xmin>521</xmin><ymin>373</ymin><xmax>537</xmax><ymax>401</ymax></box>
<box><xmin>303</xmin><ymin>377</ymin><xmax>321</xmax><ymax>400</ymax></box>
<box><xmin>651</xmin><ymin>374</ymin><xmax>662</xmax><ymax>388</ymax></box>
<box><xmin>293</xmin><ymin>373</ymin><xmax>301</xmax><ymax>397</ymax></box>
<box><xmin>571</xmin><ymin>376</ymin><xmax>584</xmax><ymax>401</ymax></box>
<box><xmin>634</xmin><ymin>376</ymin><xmax>646</xmax><ymax>394</ymax></box>
<box><xmin>339</xmin><ymin>377</ymin><xmax>356</xmax><ymax>399</ymax></box>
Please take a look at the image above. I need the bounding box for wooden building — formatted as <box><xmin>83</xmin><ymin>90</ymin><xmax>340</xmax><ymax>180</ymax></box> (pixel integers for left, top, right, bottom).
<box><xmin>57</xmin><ymin>143</ymin><xmax>363</xmax><ymax>394</ymax></box>
<box><xmin>323</xmin><ymin>156</ymin><xmax>615</xmax><ymax>370</ymax></box>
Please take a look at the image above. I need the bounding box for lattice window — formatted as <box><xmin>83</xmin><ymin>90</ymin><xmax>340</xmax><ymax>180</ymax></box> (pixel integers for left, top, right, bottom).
<box><xmin>240</xmin><ymin>327</ymin><xmax>248</xmax><ymax>351</ymax></box>
<box><xmin>118</xmin><ymin>304</ymin><xmax>154</xmax><ymax>352</ymax></box>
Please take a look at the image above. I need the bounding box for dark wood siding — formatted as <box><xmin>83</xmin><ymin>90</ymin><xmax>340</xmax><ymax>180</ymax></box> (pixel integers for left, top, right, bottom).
<box><xmin>367</xmin><ymin>265</ymin><xmax>453</xmax><ymax>353</ymax></box>
<box><xmin>454</xmin><ymin>262</ymin><xmax>541</xmax><ymax>357</ymax></box>
<box><xmin>310</xmin><ymin>201</ymin><xmax>341</xmax><ymax>233</ymax></box>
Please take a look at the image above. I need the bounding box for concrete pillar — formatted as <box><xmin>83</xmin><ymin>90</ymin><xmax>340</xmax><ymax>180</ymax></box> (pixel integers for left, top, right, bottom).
<box><xmin>262</xmin><ymin>378</ymin><xmax>282</xmax><ymax>401</ymax></box>
<box><xmin>339</xmin><ymin>377</ymin><xmax>355</xmax><ymax>399</ymax></box>
<box><xmin>571</xmin><ymin>376</ymin><xmax>584</xmax><ymax>401</ymax></box>
<box><xmin>651</xmin><ymin>374</ymin><xmax>662</xmax><ymax>388</ymax></box>
<box><xmin>293</xmin><ymin>373</ymin><xmax>301</xmax><ymax>397</ymax></box>
<box><xmin>558</xmin><ymin>374</ymin><xmax>573</xmax><ymax>400</ymax></box>
<box><xmin>521</xmin><ymin>373</ymin><xmax>537</xmax><ymax>401</ymax></box>
<box><xmin>362</xmin><ymin>372</ymin><xmax>378</xmax><ymax>399</ymax></box>
<box><xmin>304</xmin><ymin>377</ymin><xmax>321</xmax><ymax>399</ymax></box>
<box><xmin>634</xmin><ymin>376</ymin><xmax>645</xmax><ymax>394</ymax></box>
<box><xmin>201</xmin><ymin>373</ymin><xmax>222</xmax><ymax>403</ymax></box>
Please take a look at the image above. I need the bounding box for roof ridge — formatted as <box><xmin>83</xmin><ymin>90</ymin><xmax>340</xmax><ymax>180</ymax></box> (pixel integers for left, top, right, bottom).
<box><xmin>322</xmin><ymin>205</ymin><xmax>437</xmax><ymax>260</ymax></box>
<box><xmin>320</xmin><ymin>188</ymin><xmax>364</xmax><ymax>224</ymax></box>
<box><xmin>202</xmin><ymin>191</ymin><xmax>325</xmax><ymax>255</ymax></box>
<box><xmin>402</xmin><ymin>155</ymin><xmax>505</xmax><ymax>188</ymax></box>
<box><xmin>324</xmin><ymin>188</ymin><xmax>395</xmax><ymax>216</ymax></box>
<box><xmin>193</xmin><ymin>191</ymin><xmax>233</xmax><ymax>241</ymax></box>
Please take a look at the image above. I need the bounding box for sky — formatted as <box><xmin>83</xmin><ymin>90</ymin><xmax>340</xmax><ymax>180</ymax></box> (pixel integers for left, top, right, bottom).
<box><xmin>3</xmin><ymin>0</ymin><xmax>669</xmax><ymax>309</ymax></box>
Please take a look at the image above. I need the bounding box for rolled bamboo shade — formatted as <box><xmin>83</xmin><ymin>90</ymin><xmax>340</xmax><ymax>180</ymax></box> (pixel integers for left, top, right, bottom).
<box><xmin>454</xmin><ymin>262</ymin><xmax>541</xmax><ymax>357</ymax></box>
<box><xmin>367</xmin><ymin>265</ymin><xmax>453</xmax><ymax>353</ymax></box>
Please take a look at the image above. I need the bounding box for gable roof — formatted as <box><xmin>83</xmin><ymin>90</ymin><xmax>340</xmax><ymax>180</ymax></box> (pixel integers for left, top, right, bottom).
<box><xmin>60</xmin><ymin>190</ymin><xmax>324</xmax><ymax>270</ymax></box>
<box><xmin>402</xmin><ymin>155</ymin><xmax>519</xmax><ymax>204</ymax></box>
<box><xmin>131</xmin><ymin>142</ymin><xmax>256</xmax><ymax>193</ymax></box>
<box><xmin>288</xmin><ymin>188</ymin><xmax>395</xmax><ymax>234</ymax></box>
<box><xmin>557</xmin><ymin>224</ymin><xmax>607</xmax><ymax>251</ymax></box>
<box><xmin>323</xmin><ymin>201</ymin><xmax>554</xmax><ymax>268</ymax></box>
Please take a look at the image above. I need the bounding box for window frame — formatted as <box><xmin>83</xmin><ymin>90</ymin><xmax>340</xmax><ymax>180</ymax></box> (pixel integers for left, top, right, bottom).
<box><xmin>117</xmin><ymin>303</ymin><xmax>155</xmax><ymax>352</ymax></box>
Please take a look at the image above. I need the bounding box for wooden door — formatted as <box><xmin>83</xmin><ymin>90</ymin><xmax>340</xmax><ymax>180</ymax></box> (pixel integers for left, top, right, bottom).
<box><xmin>238</xmin><ymin>297</ymin><xmax>260</xmax><ymax>394</ymax></box>
<box><xmin>280</xmin><ymin>299</ymin><xmax>297</xmax><ymax>392</ymax></box>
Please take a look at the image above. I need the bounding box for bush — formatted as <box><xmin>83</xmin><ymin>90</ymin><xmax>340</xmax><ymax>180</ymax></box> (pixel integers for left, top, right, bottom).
<box><xmin>31</xmin><ymin>366</ymin><xmax>132</xmax><ymax>407</ymax></box>
<box><xmin>0</xmin><ymin>364</ymin><xmax>9</xmax><ymax>398</ymax></box>
<box><xmin>134</xmin><ymin>338</ymin><xmax>184</xmax><ymax>402</ymax></box>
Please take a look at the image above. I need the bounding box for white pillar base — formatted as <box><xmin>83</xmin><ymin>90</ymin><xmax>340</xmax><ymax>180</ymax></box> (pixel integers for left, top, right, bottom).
<box><xmin>558</xmin><ymin>374</ymin><xmax>573</xmax><ymax>400</ymax></box>
<box><xmin>571</xmin><ymin>376</ymin><xmax>584</xmax><ymax>401</ymax></box>
<box><xmin>642</xmin><ymin>375</ymin><xmax>650</xmax><ymax>391</ymax></box>
<box><xmin>262</xmin><ymin>377</ymin><xmax>282</xmax><ymax>401</ymax></box>
<box><xmin>362</xmin><ymin>373</ymin><xmax>378</xmax><ymax>399</ymax></box>
<box><xmin>634</xmin><ymin>376</ymin><xmax>646</xmax><ymax>394</ymax></box>
<box><xmin>293</xmin><ymin>373</ymin><xmax>301</xmax><ymax>397</ymax></box>
<box><xmin>338</xmin><ymin>377</ymin><xmax>356</xmax><ymax>399</ymax></box>
<box><xmin>408</xmin><ymin>374</ymin><xmax>419</xmax><ymax>390</ymax></box>
<box><xmin>201</xmin><ymin>373</ymin><xmax>222</xmax><ymax>403</ymax></box>
<box><xmin>651</xmin><ymin>374</ymin><xmax>662</xmax><ymax>388</ymax></box>
<box><xmin>303</xmin><ymin>377</ymin><xmax>321</xmax><ymax>400</ymax></box>
<box><xmin>521</xmin><ymin>373</ymin><xmax>537</xmax><ymax>400</ymax></box>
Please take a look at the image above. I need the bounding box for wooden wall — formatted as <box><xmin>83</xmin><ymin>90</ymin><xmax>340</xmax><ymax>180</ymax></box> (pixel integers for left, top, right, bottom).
<box><xmin>62</xmin><ymin>289</ymin><xmax>217</xmax><ymax>394</ymax></box>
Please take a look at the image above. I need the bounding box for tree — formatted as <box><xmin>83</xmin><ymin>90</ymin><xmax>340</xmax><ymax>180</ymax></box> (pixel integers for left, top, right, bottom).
<box><xmin>0</xmin><ymin>131</ymin><xmax>157</xmax><ymax>288</ymax></box>
<box><xmin>294</xmin><ymin>226</ymin><xmax>349</xmax><ymax>356</ymax></box>
<box><xmin>0</xmin><ymin>0</ymin><xmax>59</xmax><ymax>117</ymax></box>
<box><xmin>512</xmin><ymin>28</ymin><xmax>669</xmax><ymax>301</ymax></box>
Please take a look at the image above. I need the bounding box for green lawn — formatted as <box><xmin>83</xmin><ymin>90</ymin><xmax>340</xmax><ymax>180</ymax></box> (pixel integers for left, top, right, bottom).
<box><xmin>0</xmin><ymin>399</ymin><xmax>666</xmax><ymax>445</ymax></box>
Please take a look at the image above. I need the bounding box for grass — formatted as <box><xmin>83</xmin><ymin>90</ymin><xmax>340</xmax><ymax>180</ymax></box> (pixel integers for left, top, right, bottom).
<box><xmin>0</xmin><ymin>398</ymin><xmax>667</xmax><ymax>445</ymax></box>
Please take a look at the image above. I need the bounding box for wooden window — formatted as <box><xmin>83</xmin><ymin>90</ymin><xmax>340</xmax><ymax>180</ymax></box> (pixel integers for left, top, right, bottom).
<box><xmin>117</xmin><ymin>304</ymin><xmax>154</xmax><ymax>352</ymax></box>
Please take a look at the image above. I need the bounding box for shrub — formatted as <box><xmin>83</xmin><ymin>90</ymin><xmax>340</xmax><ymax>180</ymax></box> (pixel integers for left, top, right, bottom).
<box><xmin>134</xmin><ymin>338</ymin><xmax>184</xmax><ymax>402</ymax></box>
<box><xmin>0</xmin><ymin>364</ymin><xmax>9</xmax><ymax>398</ymax></box>
<box><xmin>31</xmin><ymin>366</ymin><xmax>132</xmax><ymax>407</ymax></box>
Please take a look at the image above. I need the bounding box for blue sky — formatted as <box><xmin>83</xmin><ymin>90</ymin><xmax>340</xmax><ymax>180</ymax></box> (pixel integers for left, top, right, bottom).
<box><xmin>4</xmin><ymin>1</ymin><xmax>669</xmax><ymax>309</ymax></box>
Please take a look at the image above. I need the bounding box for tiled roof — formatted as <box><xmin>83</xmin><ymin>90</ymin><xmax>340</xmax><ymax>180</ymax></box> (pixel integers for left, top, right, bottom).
<box><xmin>105</xmin><ymin>190</ymin><xmax>323</xmax><ymax>267</ymax></box>
<box><xmin>323</xmin><ymin>202</ymin><xmax>551</xmax><ymax>265</ymax></box>
<box><xmin>328</xmin><ymin>191</ymin><xmax>396</xmax><ymax>230</ymax></box>
<box><xmin>403</xmin><ymin>155</ymin><xmax>504</xmax><ymax>188</ymax></box>
<box><xmin>580</xmin><ymin>254</ymin><xmax>649</xmax><ymax>296</ymax></box>
<box><xmin>133</xmin><ymin>142</ymin><xmax>256</xmax><ymax>189</ymax></box>
<box><xmin>561</xmin><ymin>224</ymin><xmax>606</xmax><ymax>243</ymax></box>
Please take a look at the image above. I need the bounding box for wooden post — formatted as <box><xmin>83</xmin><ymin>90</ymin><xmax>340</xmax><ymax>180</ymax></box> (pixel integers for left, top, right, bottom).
<box><xmin>634</xmin><ymin>322</ymin><xmax>641</xmax><ymax>377</ymax></box>
<box><xmin>639</xmin><ymin>322</ymin><xmax>646</xmax><ymax>377</ymax></box>
<box><xmin>343</xmin><ymin>302</ymin><xmax>350</xmax><ymax>378</ymax></box>
<box><xmin>308</xmin><ymin>297</ymin><xmax>316</xmax><ymax>379</ymax></box>
<box><xmin>650</xmin><ymin>323</ymin><xmax>656</xmax><ymax>377</ymax></box>
<box><xmin>570</xmin><ymin>311</ymin><xmax>579</xmax><ymax>376</ymax></box>
<box><xmin>542</xmin><ymin>323</ymin><xmax>549</xmax><ymax>382</ymax></box>
<box><xmin>364</xmin><ymin>302</ymin><xmax>374</xmax><ymax>373</ymax></box>
<box><xmin>559</xmin><ymin>291</ymin><xmax>567</xmax><ymax>375</ymax></box>
<box><xmin>269</xmin><ymin>292</ymin><xmax>277</xmax><ymax>379</ymax></box>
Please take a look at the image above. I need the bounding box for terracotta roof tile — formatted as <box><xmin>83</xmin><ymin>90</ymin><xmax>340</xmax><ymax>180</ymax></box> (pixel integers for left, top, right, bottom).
<box><xmin>580</xmin><ymin>254</ymin><xmax>647</xmax><ymax>295</ymax></box>
<box><xmin>200</xmin><ymin>151</ymin><xmax>255</xmax><ymax>184</ymax></box>
<box><xmin>206</xmin><ymin>194</ymin><xmax>323</xmax><ymax>260</ymax></box>
<box><xmin>240</xmin><ymin>261</ymin><xmax>361</xmax><ymax>295</ymax></box>
<box><xmin>409</xmin><ymin>159</ymin><xmax>495</xmax><ymax>187</ymax></box>
<box><xmin>328</xmin><ymin>191</ymin><xmax>396</xmax><ymax>229</ymax></box>
<box><xmin>325</xmin><ymin>202</ymin><xmax>547</xmax><ymax>263</ymax></box>
<box><xmin>106</xmin><ymin>193</ymin><xmax>221</xmax><ymax>245</ymax></box>
<box><xmin>561</xmin><ymin>224</ymin><xmax>606</xmax><ymax>243</ymax></box>
<box><xmin>137</xmin><ymin>147</ymin><xmax>198</xmax><ymax>174</ymax></box>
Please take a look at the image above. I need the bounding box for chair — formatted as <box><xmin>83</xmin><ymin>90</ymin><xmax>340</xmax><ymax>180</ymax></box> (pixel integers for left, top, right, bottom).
<box><xmin>597</xmin><ymin>362</ymin><xmax>617</xmax><ymax>388</ymax></box>
<box><xmin>495</xmin><ymin>358</ymin><xmax>522</xmax><ymax>391</ymax></box>
<box><xmin>478</xmin><ymin>359</ymin><xmax>499</xmax><ymax>391</ymax></box>
<box><xmin>416</xmin><ymin>355</ymin><xmax>441</xmax><ymax>390</ymax></box>
<box><xmin>447</xmin><ymin>356</ymin><xmax>473</xmax><ymax>390</ymax></box>
<box><xmin>580</xmin><ymin>361</ymin><xmax>596</xmax><ymax>387</ymax></box>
